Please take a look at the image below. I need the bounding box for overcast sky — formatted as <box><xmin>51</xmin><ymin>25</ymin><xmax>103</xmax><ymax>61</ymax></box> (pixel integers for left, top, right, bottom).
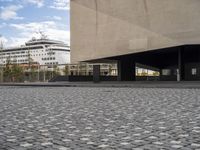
<box><xmin>0</xmin><ymin>0</ymin><xmax>70</xmax><ymax>47</ymax></box>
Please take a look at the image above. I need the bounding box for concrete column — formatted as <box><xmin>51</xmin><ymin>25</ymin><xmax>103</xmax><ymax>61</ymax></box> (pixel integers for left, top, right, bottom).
<box><xmin>178</xmin><ymin>47</ymin><xmax>184</xmax><ymax>81</ymax></box>
<box><xmin>117</xmin><ymin>59</ymin><xmax>136</xmax><ymax>81</ymax></box>
<box><xmin>117</xmin><ymin>61</ymin><xmax>122</xmax><ymax>81</ymax></box>
<box><xmin>93</xmin><ymin>65</ymin><xmax>100</xmax><ymax>82</ymax></box>
<box><xmin>159</xmin><ymin>69</ymin><xmax>162</xmax><ymax>81</ymax></box>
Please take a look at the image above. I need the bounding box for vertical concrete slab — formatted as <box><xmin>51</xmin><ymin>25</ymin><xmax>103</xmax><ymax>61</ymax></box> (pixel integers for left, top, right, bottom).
<box><xmin>71</xmin><ymin>0</ymin><xmax>200</xmax><ymax>63</ymax></box>
<box><xmin>178</xmin><ymin>47</ymin><xmax>185</xmax><ymax>81</ymax></box>
<box><xmin>117</xmin><ymin>59</ymin><xmax>136</xmax><ymax>81</ymax></box>
<box><xmin>93</xmin><ymin>65</ymin><xmax>100</xmax><ymax>82</ymax></box>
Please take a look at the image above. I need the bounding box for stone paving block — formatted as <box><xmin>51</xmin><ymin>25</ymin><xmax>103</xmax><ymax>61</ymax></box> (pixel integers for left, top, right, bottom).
<box><xmin>0</xmin><ymin>87</ymin><xmax>200</xmax><ymax>149</ymax></box>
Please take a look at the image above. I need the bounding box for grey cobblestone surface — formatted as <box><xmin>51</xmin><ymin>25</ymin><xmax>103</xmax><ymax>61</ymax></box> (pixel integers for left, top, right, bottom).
<box><xmin>0</xmin><ymin>86</ymin><xmax>200</xmax><ymax>150</ymax></box>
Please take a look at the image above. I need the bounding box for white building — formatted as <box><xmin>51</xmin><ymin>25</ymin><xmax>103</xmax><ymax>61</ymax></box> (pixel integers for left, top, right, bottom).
<box><xmin>0</xmin><ymin>38</ymin><xmax>70</xmax><ymax>67</ymax></box>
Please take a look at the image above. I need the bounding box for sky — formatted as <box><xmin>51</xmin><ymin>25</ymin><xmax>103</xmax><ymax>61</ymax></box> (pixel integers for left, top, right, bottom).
<box><xmin>0</xmin><ymin>0</ymin><xmax>70</xmax><ymax>47</ymax></box>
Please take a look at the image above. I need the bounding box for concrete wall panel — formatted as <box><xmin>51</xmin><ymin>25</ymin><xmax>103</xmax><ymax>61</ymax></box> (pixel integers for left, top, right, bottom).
<box><xmin>71</xmin><ymin>0</ymin><xmax>200</xmax><ymax>63</ymax></box>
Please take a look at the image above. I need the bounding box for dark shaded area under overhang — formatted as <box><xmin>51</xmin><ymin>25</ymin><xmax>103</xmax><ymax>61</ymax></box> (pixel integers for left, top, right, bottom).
<box><xmin>85</xmin><ymin>45</ymin><xmax>200</xmax><ymax>81</ymax></box>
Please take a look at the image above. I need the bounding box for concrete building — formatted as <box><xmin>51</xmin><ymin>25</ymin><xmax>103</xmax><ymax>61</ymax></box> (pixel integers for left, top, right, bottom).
<box><xmin>71</xmin><ymin>0</ymin><xmax>200</xmax><ymax>81</ymax></box>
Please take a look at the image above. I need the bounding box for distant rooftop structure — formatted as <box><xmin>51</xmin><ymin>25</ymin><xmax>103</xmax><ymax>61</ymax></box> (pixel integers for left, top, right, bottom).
<box><xmin>25</xmin><ymin>38</ymin><xmax>66</xmax><ymax>46</ymax></box>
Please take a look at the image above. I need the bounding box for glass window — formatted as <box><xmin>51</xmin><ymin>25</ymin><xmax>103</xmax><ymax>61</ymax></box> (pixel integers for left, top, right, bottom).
<box><xmin>192</xmin><ymin>68</ymin><xmax>197</xmax><ymax>75</ymax></box>
<box><xmin>162</xmin><ymin>69</ymin><xmax>171</xmax><ymax>76</ymax></box>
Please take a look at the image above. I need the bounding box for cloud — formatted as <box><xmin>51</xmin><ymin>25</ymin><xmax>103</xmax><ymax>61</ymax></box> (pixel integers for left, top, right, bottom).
<box><xmin>26</xmin><ymin>0</ymin><xmax>44</xmax><ymax>8</ymax></box>
<box><xmin>0</xmin><ymin>36</ymin><xmax>8</xmax><ymax>47</ymax></box>
<box><xmin>0</xmin><ymin>22</ymin><xmax>7</xmax><ymax>28</ymax></box>
<box><xmin>8</xmin><ymin>21</ymin><xmax>70</xmax><ymax>47</ymax></box>
<box><xmin>0</xmin><ymin>0</ymin><xmax>13</xmax><ymax>2</ymax></box>
<box><xmin>10</xmin><ymin>21</ymin><xmax>57</xmax><ymax>31</ymax></box>
<box><xmin>46</xmin><ymin>15</ymin><xmax>62</xmax><ymax>21</ymax></box>
<box><xmin>0</xmin><ymin>5</ymin><xmax>23</xmax><ymax>20</ymax></box>
<box><xmin>53</xmin><ymin>16</ymin><xmax>62</xmax><ymax>20</ymax></box>
<box><xmin>50</xmin><ymin>0</ymin><xmax>69</xmax><ymax>10</ymax></box>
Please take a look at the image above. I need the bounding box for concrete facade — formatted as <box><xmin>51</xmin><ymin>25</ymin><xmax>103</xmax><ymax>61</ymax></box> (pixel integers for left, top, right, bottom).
<box><xmin>71</xmin><ymin>0</ymin><xmax>200</xmax><ymax>63</ymax></box>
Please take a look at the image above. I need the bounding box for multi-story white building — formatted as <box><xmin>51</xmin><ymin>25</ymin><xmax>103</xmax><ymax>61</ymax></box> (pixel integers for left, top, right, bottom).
<box><xmin>0</xmin><ymin>38</ymin><xmax>70</xmax><ymax>67</ymax></box>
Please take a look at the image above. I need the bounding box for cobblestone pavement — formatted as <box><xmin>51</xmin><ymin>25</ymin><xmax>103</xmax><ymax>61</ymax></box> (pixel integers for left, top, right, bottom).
<box><xmin>0</xmin><ymin>87</ymin><xmax>200</xmax><ymax>150</ymax></box>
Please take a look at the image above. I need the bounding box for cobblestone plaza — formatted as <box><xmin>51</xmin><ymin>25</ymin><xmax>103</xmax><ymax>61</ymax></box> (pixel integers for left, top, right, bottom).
<box><xmin>0</xmin><ymin>86</ymin><xmax>200</xmax><ymax>150</ymax></box>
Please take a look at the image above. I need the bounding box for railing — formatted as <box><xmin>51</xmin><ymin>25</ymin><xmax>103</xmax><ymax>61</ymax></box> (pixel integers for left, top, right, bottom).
<box><xmin>49</xmin><ymin>75</ymin><xmax>118</xmax><ymax>82</ymax></box>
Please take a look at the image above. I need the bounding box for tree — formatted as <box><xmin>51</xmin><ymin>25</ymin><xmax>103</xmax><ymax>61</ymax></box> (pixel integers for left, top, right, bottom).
<box><xmin>64</xmin><ymin>65</ymin><xmax>70</xmax><ymax>76</ymax></box>
<box><xmin>3</xmin><ymin>56</ymin><xmax>24</xmax><ymax>82</ymax></box>
<box><xmin>12</xmin><ymin>64</ymin><xmax>23</xmax><ymax>82</ymax></box>
<box><xmin>53</xmin><ymin>65</ymin><xmax>60</xmax><ymax>77</ymax></box>
<box><xmin>3</xmin><ymin>57</ymin><xmax>12</xmax><ymax>82</ymax></box>
<box><xmin>27</xmin><ymin>50</ymin><xmax>36</xmax><ymax>82</ymax></box>
<box><xmin>0</xmin><ymin>35</ymin><xmax>4</xmax><ymax>82</ymax></box>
